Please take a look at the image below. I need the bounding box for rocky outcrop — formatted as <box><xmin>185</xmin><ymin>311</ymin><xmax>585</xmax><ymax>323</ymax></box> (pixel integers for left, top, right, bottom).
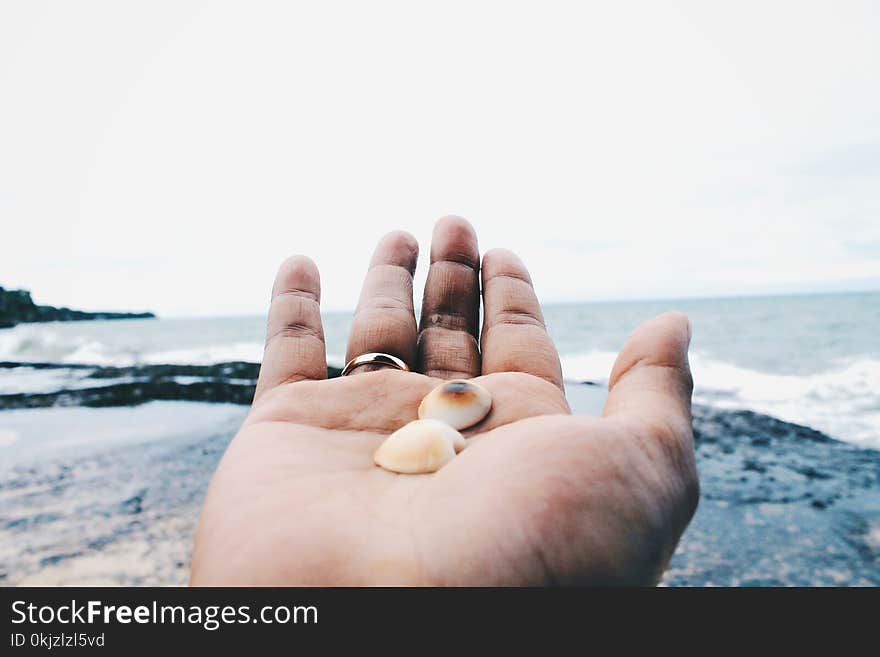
<box><xmin>0</xmin><ymin>286</ymin><xmax>155</xmax><ymax>328</ymax></box>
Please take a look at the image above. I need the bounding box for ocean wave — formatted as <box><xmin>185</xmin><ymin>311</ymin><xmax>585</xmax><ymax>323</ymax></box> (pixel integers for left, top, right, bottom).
<box><xmin>140</xmin><ymin>343</ymin><xmax>265</xmax><ymax>366</ymax></box>
<box><xmin>0</xmin><ymin>325</ymin><xmax>353</xmax><ymax>370</ymax></box>
<box><xmin>560</xmin><ymin>350</ymin><xmax>880</xmax><ymax>450</ymax></box>
<box><xmin>0</xmin><ymin>326</ymin><xmax>262</xmax><ymax>367</ymax></box>
<box><xmin>0</xmin><ymin>328</ymin><xmax>122</xmax><ymax>365</ymax></box>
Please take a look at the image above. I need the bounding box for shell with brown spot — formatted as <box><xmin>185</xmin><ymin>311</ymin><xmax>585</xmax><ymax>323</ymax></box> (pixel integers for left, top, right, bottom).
<box><xmin>418</xmin><ymin>379</ymin><xmax>492</xmax><ymax>431</ymax></box>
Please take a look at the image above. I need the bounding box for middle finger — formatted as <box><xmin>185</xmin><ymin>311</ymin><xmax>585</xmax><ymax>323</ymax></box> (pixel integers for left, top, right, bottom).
<box><xmin>417</xmin><ymin>216</ymin><xmax>481</xmax><ymax>378</ymax></box>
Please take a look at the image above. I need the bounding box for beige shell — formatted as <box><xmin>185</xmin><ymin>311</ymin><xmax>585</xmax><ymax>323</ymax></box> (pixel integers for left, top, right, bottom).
<box><xmin>418</xmin><ymin>379</ymin><xmax>492</xmax><ymax>430</ymax></box>
<box><xmin>374</xmin><ymin>419</ymin><xmax>466</xmax><ymax>474</ymax></box>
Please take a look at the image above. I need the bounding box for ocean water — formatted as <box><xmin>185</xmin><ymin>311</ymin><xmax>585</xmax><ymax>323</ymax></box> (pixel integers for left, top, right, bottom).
<box><xmin>1</xmin><ymin>292</ymin><xmax>877</xmax><ymax>449</ymax></box>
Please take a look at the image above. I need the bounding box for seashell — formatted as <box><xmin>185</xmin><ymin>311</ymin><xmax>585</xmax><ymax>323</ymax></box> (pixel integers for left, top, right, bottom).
<box><xmin>418</xmin><ymin>379</ymin><xmax>492</xmax><ymax>430</ymax></box>
<box><xmin>374</xmin><ymin>419</ymin><xmax>466</xmax><ymax>474</ymax></box>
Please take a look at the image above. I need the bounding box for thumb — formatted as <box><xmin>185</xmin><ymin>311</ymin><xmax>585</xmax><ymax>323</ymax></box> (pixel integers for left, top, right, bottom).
<box><xmin>603</xmin><ymin>312</ymin><xmax>693</xmax><ymax>438</ymax></box>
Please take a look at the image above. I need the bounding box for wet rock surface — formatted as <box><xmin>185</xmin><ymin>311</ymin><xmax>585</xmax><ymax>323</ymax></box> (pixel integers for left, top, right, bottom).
<box><xmin>0</xmin><ymin>367</ymin><xmax>877</xmax><ymax>586</ymax></box>
<box><xmin>0</xmin><ymin>362</ymin><xmax>341</xmax><ymax>409</ymax></box>
<box><xmin>664</xmin><ymin>406</ymin><xmax>880</xmax><ymax>586</ymax></box>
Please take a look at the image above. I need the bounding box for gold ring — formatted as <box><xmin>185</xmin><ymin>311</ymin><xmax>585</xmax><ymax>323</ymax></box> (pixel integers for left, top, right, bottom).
<box><xmin>340</xmin><ymin>352</ymin><xmax>411</xmax><ymax>376</ymax></box>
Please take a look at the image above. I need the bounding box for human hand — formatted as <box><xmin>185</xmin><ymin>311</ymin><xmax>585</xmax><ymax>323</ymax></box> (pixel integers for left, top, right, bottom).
<box><xmin>190</xmin><ymin>217</ymin><xmax>698</xmax><ymax>585</ymax></box>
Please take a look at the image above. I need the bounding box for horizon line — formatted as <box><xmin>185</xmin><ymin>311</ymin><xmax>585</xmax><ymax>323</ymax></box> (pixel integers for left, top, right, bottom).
<box><xmin>155</xmin><ymin>286</ymin><xmax>880</xmax><ymax>320</ymax></box>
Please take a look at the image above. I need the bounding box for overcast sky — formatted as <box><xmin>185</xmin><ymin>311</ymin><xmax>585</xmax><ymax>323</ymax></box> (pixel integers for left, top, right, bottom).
<box><xmin>2</xmin><ymin>1</ymin><xmax>878</xmax><ymax>316</ymax></box>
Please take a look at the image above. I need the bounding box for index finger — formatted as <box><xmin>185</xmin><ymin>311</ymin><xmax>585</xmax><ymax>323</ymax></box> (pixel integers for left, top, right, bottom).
<box><xmin>480</xmin><ymin>248</ymin><xmax>563</xmax><ymax>389</ymax></box>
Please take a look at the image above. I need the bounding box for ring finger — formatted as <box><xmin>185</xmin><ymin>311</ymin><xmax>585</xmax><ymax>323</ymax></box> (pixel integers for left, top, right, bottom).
<box><xmin>345</xmin><ymin>231</ymin><xmax>420</xmax><ymax>374</ymax></box>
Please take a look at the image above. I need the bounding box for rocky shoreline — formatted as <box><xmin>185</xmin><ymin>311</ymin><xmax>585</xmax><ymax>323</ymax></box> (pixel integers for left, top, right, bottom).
<box><xmin>0</xmin><ymin>361</ymin><xmax>878</xmax><ymax>586</ymax></box>
<box><xmin>0</xmin><ymin>286</ymin><xmax>155</xmax><ymax>328</ymax></box>
<box><xmin>0</xmin><ymin>362</ymin><xmax>340</xmax><ymax>409</ymax></box>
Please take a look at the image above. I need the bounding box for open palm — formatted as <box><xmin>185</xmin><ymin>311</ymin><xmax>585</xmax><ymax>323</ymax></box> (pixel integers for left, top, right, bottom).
<box><xmin>191</xmin><ymin>217</ymin><xmax>698</xmax><ymax>585</ymax></box>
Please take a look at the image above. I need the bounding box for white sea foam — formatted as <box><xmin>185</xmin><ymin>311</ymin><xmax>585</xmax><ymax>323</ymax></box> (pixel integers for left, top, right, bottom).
<box><xmin>0</xmin><ymin>327</ymin><xmax>120</xmax><ymax>365</ymax></box>
<box><xmin>0</xmin><ymin>325</ymin><xmax>265</xmax><ymax>366</ymax></box>
<box><xmin>64</xmin><ymin>340</ymin><xmax>134</xmax><ymax>366</ymax></box>
<box><xmin>141</xmin><ymin>343</ymin><xmax>265</xmax><ymax>365</ymax></box>
<box><xmin>0</xmin><ymin>327</ymin><xmax>62</xmax><ymax>361</ymax></box>
<box><xmin>0</xmin><ymin>324</ymin><xmax>349</xmax><ymax>370</ymax></box>
<box><xmin>559</xmin><ymin>351</ymin><xmax>880</xmax><ymax>449</ymax></box>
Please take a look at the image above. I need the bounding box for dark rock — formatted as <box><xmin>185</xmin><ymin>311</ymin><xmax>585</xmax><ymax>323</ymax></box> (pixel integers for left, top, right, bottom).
<box><xmin>87</xmin><ymin>535</ymin><xmax>116</xmax><ymax>550</ymax></box>
<box><xmin>39</xmin><ymin>552</ymin><xmax>82</xmax><ymax>568</ymax></box>
<box><xmin>0</xmin><ymin>285</ymin><xmax>155</xmax><ymax>328</ymax></box>
<box><xmin>86</xmin><ymin>362</ymin><xmax>262</xmax><ymax>380</ymax></box>
<box><xmin>0</xmin><ymin>361</ymin><xmax>342</xmax><ymax>409</ymax></box>
<box><xmin>4</xmin><ymin>512</ymin><xmax>62</xmax><ymax>529</ymax></box>
<box><xmin>797</xmin><ymin>466</ymin><xmax>832</xmax><ymax>480</ymax></box>
<box><xmin>120</xmin><ymin>490</ymin><xmax>146</xmax><ymax>515</ymax></box>
<box><xmin>743</xmin><ymin>459</ymin><xmax>767</xmax><ymax>473</ymax></box>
